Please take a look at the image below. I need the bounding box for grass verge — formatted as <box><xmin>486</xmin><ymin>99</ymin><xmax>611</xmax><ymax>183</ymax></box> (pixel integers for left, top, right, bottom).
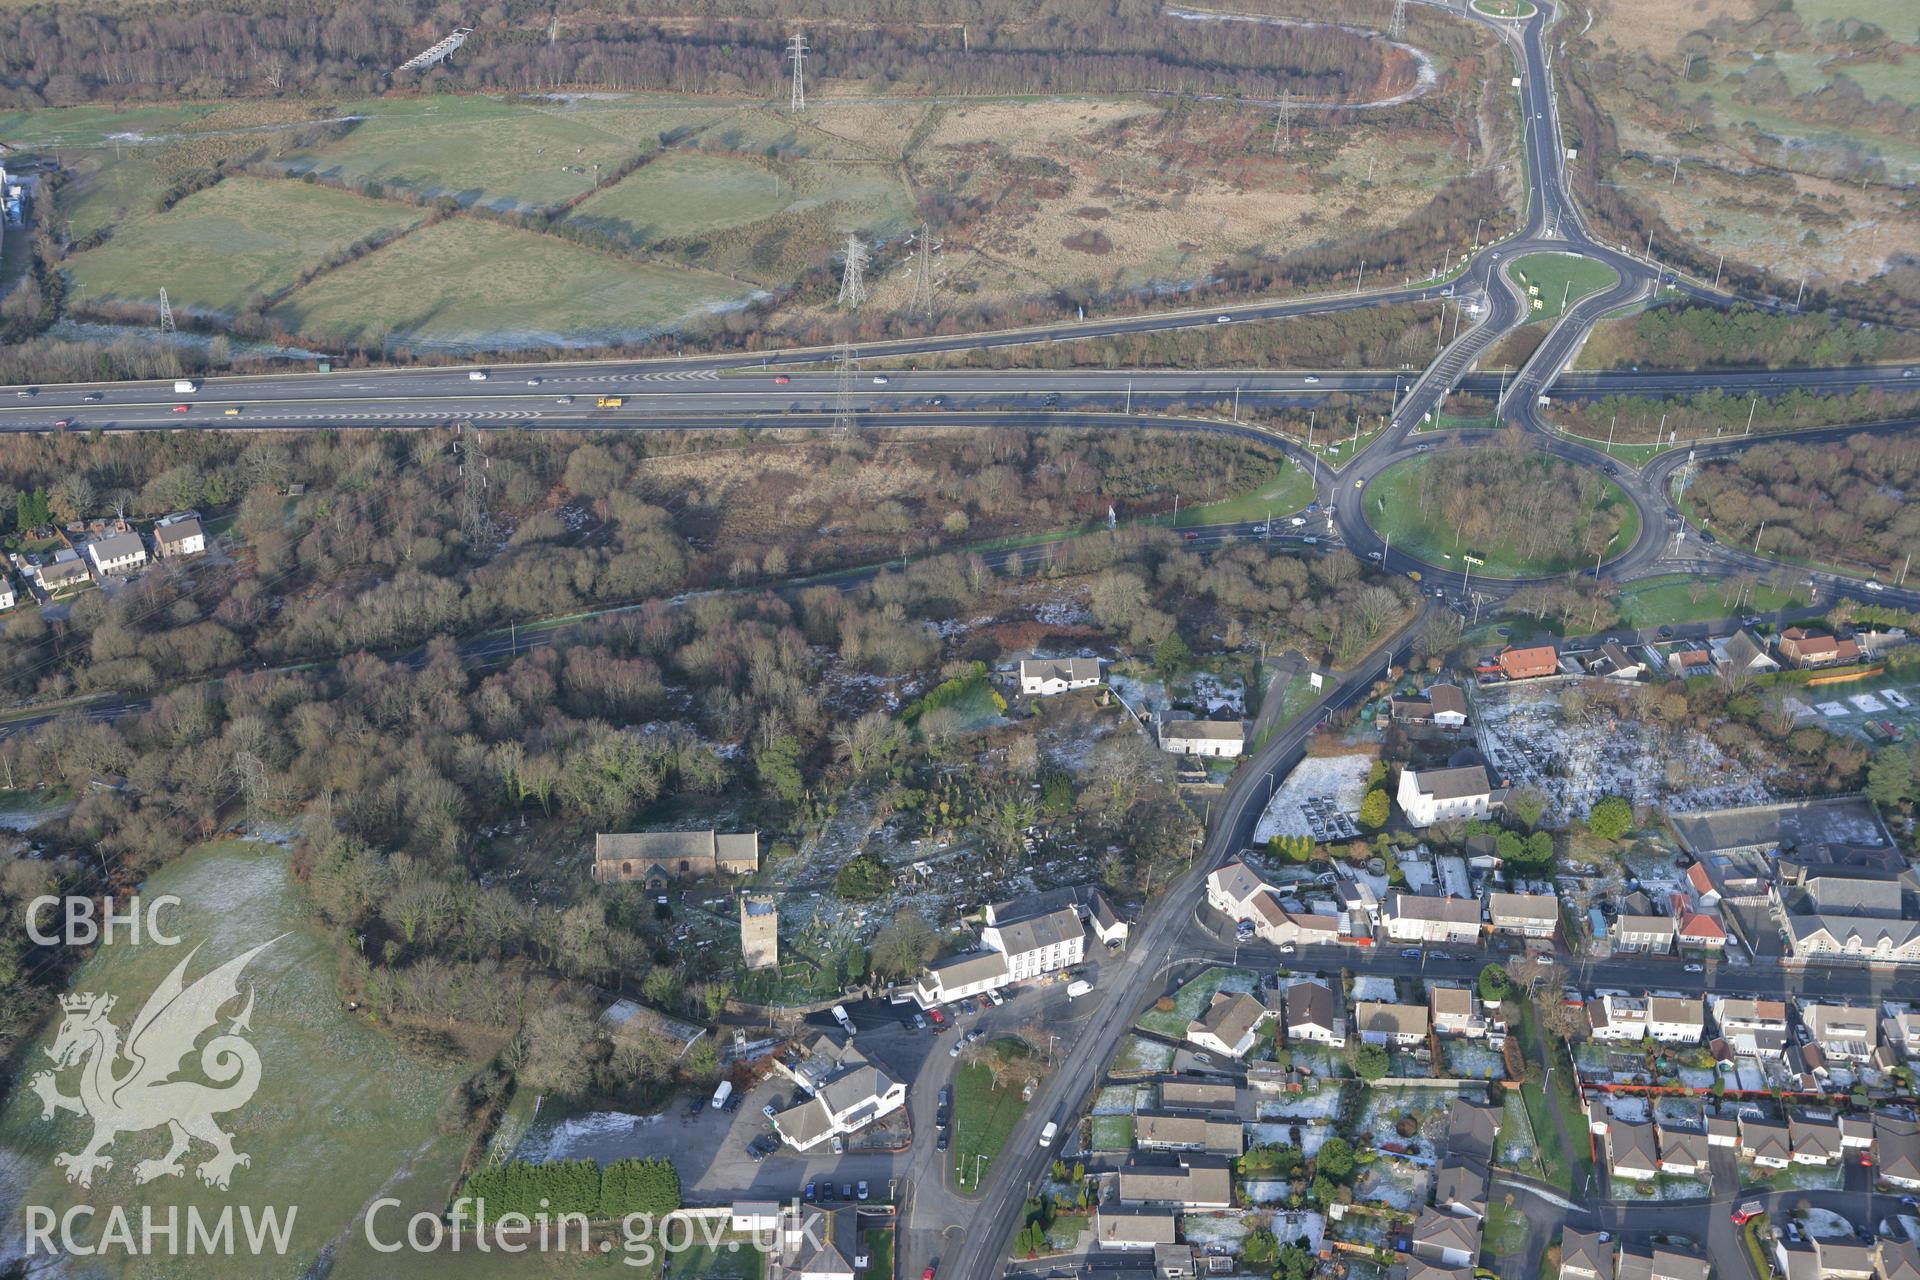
<box><xmin>953</xmin><ymin>1049</ymin><xmax>1031</xmax><ymax>1192</ymax></box>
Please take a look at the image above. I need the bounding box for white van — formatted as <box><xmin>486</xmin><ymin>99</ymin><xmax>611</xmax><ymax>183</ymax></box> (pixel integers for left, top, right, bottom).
<box><xmin>468</xmin><ymin>370</ymin><xmax>488</xmax><ymax>382</ymax></box>
<box><xmin>1038</xmin><ymin>1121</ymin><xmax>1059</xmax><ymax>1149</ymax></box>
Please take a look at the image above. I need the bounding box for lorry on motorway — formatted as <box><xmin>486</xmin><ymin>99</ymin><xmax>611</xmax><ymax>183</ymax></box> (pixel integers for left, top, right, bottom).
<box><xmin>596</xmin><ymin>396</ymin><xmax>624</xmax><ymax>408</ymax></box>
<box><xmin>711</xmin><ymin>1080</ymin><xmax>733</xmax><ymax>1109</ymax></box>
<box><xmin>831</xmin><ymin>1004</ymin><xmax>856</xmax><ymax>1034</ymax></box>
<box><xmin>1066</xmin><ymin>979</ymin><xmax>1093</xmax><ymax>1000</ymax></box>
<box><xmin>173</xmin><ymin>380</ymin><xmax>198</xmax><ymax>394</ymax></box>
<box><xmin>1038</xmin><ymin>1121</ymin><xmax>1059</xmax><ymax>1149</ymax></box>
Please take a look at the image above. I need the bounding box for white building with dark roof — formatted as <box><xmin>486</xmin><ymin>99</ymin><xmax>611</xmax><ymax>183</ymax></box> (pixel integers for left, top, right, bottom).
<box><xmin>1019</xmin><ymin>657</ymin><xmax>1102</xmax><ymax>696</ymax></box>
<box><xmin>1396</xmin><ymin>764</ymin><xmax>1503</xmax><ymax>828</ymax></box>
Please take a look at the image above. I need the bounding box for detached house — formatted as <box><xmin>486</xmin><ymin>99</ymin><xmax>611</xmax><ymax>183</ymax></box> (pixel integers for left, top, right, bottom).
<box><xmin>1283</xmin><ymin>979</ymin><xmax>1346</xmax><ymax>1048</ymax></box>
<box><xmin>1353</xmin><ymin>1001</ymin><xmax>1429</xmax><ymax>1048</ymax></box>
<box><xmin>1777</xmin><ymin>627</ymin><xmax>1862</xmax><ymax>669</ymax></box>
<box><xmin>1208</xmin><ymin>862</ymin><xmax>1336</xmax><ymax>947</ymax></box>
<box><xmin>1390</xmin><ymin>683</ymin><xmax>1470</xmax><ymax>728</ymax></box>
<box><xmin>1496</xmin><ymin>644</ymin><xmax>1559</xmax><ymax>681</ymax></box>
<box><xmin>85</xmin><ymin>530</ymin><xmax>147</xmax><ymax>578</ymax></box>
<box><xmin>1159</xmin><ymin>720</ymin><xmax>1245</xmax><ymax>758</ymax></box>
<box><xmin>1186</xmin><ymin>991</ymin><xmax>1277</xmax><ymax>1059</ymax></box>
<box><xmin>1397</xmin><ymin>766</ymin><xmax>1504</xmax><ymax>828</ymax></box>
<box><xmin>1430</xmin><ymin>987</ymin><xmax>1490</xmax><ymax>1039</ymax></box>
<box><xmin>1798</xmin><ymin>1002</ymin><xmax>1877</xmax><ymax>1063</ymax></box>
<box><xmin>1115</xmin><ymin>1159</ymin><xmax>1234</xmax><ymax>1210</ymax></box>
<box><xmin>770</xmin><ymin>1058</ymin><xmax>907</xmax><ymax>1153</ymax></box>
<box><xmin>37</xmin><ymin>554</ymin><xmax>92</xmax><ymax>595</ymax></box>
<box><xmin>1714</xmin><ymin>997</ymin><xmax>1790</xmax><ymax>1059</ymax></box>
<box><xmin>1384</xmin><ymin>892</ymin><xmax>1483</xmax><ymax>944</ymax></box>
<box><xmin>1020</xmin><ymin>657</ymin><xmax>1102</xmax><ymax>696</ymax></box>
<box><xmin>153</xmin><ymin>516</ymin><xmax>206</xmax><ymax>558</ymax></box>
<box><xmin>1094</xmin><ymin>1208</ymin><xmax>1178</xmax><ymax>1251</ymax></box>
<box><xmin>1134</xmin><ymin>1112</ymin><xmax>1244</xmax><ymax>1156</ymax></box>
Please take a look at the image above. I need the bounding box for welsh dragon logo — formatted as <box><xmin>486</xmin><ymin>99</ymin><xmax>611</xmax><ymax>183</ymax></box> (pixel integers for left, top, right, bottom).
<box><xmin>30</xmin><ymin>938</ymin><xmax>281</xmax><ymax>1191</ymax></box>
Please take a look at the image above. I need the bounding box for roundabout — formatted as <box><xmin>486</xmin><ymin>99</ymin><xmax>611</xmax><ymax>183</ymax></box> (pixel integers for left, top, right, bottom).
<box><xmin>1357</xmin><ymin>448</ymin><xmax>1641</xmax><ymax>580</ymax></box>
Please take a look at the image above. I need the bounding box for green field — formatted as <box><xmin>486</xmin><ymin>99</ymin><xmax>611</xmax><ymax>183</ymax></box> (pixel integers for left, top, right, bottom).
<box><xmin>1613</xmin><ymin>574</ymin><xmax>1813</xmax><ymax>629</ymax></box>
<box><xmin>1363</xmin><ymin>454</ymin><xmax>1641</xmax><ymax>579</ymax></box>
<box><xmin>0</xmin><ymin>842</ymin><xmax>483</xmax><ymax>1280</ymax></box>
<box><xmin>953</xmin><ymin>1054</ymin><xmax>1029</xmax><ymax>1192</ymax></box>
<box><xmin>1134</xmin><ymin>966</ymin><xmax>1256</xmax><ymax>1038</ymax></box>
<box><xmin>1170</xmin><ymin>461</ymin><xmax>1316</xmax><ymax>528</ymax></box>
<box><xmin>66</xmin><ymin>177</ymin><xmax>424</xmax><ymax>316</ymax></box>
<box><xmin>1507</xmin><ymin>253</ymin><xmax>1618</xmax><ymax>322</ymax></box>
<box><xmin>271</xmin><ymin>217</ymin><xmax>745</xmax><ymax>350</ymax></box>
<box><xmin>1471</xmin><ymin>0</ymin><xmax>1537</xmax><ymax>17</ymax></box>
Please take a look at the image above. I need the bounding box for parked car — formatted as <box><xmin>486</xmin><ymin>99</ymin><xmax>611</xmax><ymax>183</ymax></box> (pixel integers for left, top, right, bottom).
<box><xmin>928</xmin><ymin>1008</ymin><xmax>947</xmax><ymax>1027</ymax></box>
<box><xmin>911</xmin><ymin>1012</ymin><xmax>928</xmax><ymax>1030</ymax></box>
<box><xmin>936</xmin><ymin>1131</ymin><xmax>950</xmax><ymax>1151</ymax></box>
<box><xmin>949</xmin><ymin>1041</ymin><xmax>964</xmax><ymax>1058</ymax></box>
<box><xmin>961</xmin><ymin>998</ymin><xmax>977</xmax><ymax>1015</ymax></box>
<box><xmin>764</xmin><ymin>1103</ymin><xmax>778</xmax><ymax>1119</ymax></box>
<box><xmin>805</xmin><ymin>1182</ymin><xmax>817</xmax><ymax>1201</ymax></box>
<box><xmin>857</xmin><ymin>1181</ymin><xmax>870</xmax><ymax>1201</ymax></box>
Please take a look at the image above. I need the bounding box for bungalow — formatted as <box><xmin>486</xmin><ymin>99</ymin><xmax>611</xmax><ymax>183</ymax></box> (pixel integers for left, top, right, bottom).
<box><xmin>1798</xmin><ymin>1001</ymin><xmax>1878</xmax><ymax>1062</ymax></box>
<box><xmin>1390</xmin><ymin>683</ymin><xmax>1470</xmax><ymax>728</ymax></box>
<box><xmin>1667</xmin><ymin>649</ymin><xmax>1713</xmax><ymax>678</ymax></box>
<box><xmin>1605</xmin><ymin>1117</ymin><xmax>1660</xmax><ymax>1181</ymax></box>
<box><xmin>1559</xmin><ymin>1229</ymin><xmax>1611</xmax><ymax>1280</ymax></box>
<box><xmin>1713</xmin><ymin>997</ymin><xmax>1790</xmax><ymax>1059</ymax></box>
<box><xmin>1585</xmin><ymin>641</ymin><xmax>1646</xmax><ymax>682</ymax></box>
<box><xmin>1186</xmin><ymin>991</ymin><xmax>1277</xmax><ymax>1059</ymax></box>
<box><xmin>1019</xmin><ymin>657</ymin><xmax>1102</xmax><ymax>696</ymax></box>
<box><xmin>1115</xmin><ymin>1159</ymin><xmax>1234</xmax><ymax>1209</ymax></box>
<box><xmin>1876</xmin><ymin>1115</ymin><xmax>1920</xmax><ymax>1189</ymax></box>
<box><xmin>153</xmin><ymin>516</ymin><xmax>207</xmax><ymax>558</ymax></box>
<box><xmin>1159</xmin><ymin>719</ymin><xmax>1245</xmax><ymax>759</ymax></box>
<box><xmin>1093</xmin><ymin>1208</ymin><xmax>1177</xmax><ymax>1251</ymax></box>
<box><xmin>1777</xmin><ymin>627</ymin><xmax>1863</xmax><ymax>669</ymax></box>
<box><xmin>1496</xmin><ymin>644</ymin><xmax>1559</xmax><ymax>681</ymax></box>
<box><xmin>1353</xmin><ymin>1001</ymin><xmax>1429</xmax><ymax>1048</ymax></box>
<box><xmin>1283</xmin><ymin>979</ymin><xmax>1347</xmax><ymax>1048</ymax></box>
<box><xmin>1675</xmin><ymin>911</ymin><xmax>1727</xmax><ymax>950</ymax></box>
<box><xmin>1657</xmin><ymin>1126</ymin><xmax>1709</xmax><ymax>1177</ymax></box>
<box><xmin>1614</xmin><ymin>915</ymin><xmax>1675</xmax><ymax>955</ymax></box>
<box><xmin>85</xmin><ymin>530</ymin><xmax>147</xmax><ymax>578</ymax></box>
<box><xmin>1409</xmin><ymin>1207</ymin><xmax>1481</xmax><ymax>1269</ymax></box>
<box><xmin>1396</xmin><ymin>766</ymin><xmax>1504</xmax><ymax>829</ymax></box>
<box><xmin>1787</xmin><ymin>1112</ymin><xmax>1841</xmax><ymax>1166</ymax></box>
<box><xmin>1739</xmin><ymin>1117</ymin><xmax>1793</xmax><ymax>1169</ymax></box>
<box><xmin>1159</xmin><ymin>1080</ymin><xmax>1240</xmax><ymax>1113</ymax></box>
<box><xmin>772</xmin><ymin>1207</ymin><xmax>862</xmax><ymax>1280</ymax></box>
<box><xmin>1430</xmin><ymin>987</ymin><xmax>1488</xmax><ymax>1039</ymax></box>
<box><xmin>1713</xmin><ymin>629</ymin><xmax>1780</xmax><ymax>678</ymax></box>
<box><xmin>1384</xmin><ymin>892</ymin><xmax>1483</xmax><ymax>944</ymax></box>
<box><xmin>1645</xmin><ymin>996</ymin><xmax>1705</xmax><ymax>1045</ymax></box>
<box><xmin>1133</xmin><ymin>1112</ymin><xmax>1244</xmax><ymax>1156</ymax></box>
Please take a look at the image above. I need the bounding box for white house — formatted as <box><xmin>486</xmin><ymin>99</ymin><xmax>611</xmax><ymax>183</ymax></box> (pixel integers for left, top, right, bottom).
<box><xmin>85</xmin><ymin>530</ymin><xmax>147</xmax><ymax>578</ymax></box>
<box><xmin>1797</xmin><ymin>1002</ymin><xmax>1877</xmax><ymax>1062</ymax></box>
<box><xmin>1383</xmin><ymin>892</ymin><xmax>1482</xmax><ymax>945</ymax></box>
<box><xmin>1396</xmin><ymin>764</ymin><xmax>1502</xmax><ymax>828</ymax></box>
<box><xmin>0</xmin><ymin>575</ymin><xmax>14</xmax><ymax>610</ymax></box>
<box><xmin>1283</xmin><ymin>979</ymin><xmax>1345</xmax><ymax>1047</ymax></box>
<box><xmin>1019</xmin><ymin>657</ymin><xmax>1101</xmax><ymax>696</ymax></box>
<box><xmin>1158</xmin><ymin>719</ymin><xmax>1245</xmax><ymax>758</ymax></box>
<box><xmin>1487</xmin><ymin>892</ymin><xmax>1559</xmax><ymax>938</ymax></box>
<box><xmin>1352</xmin><ymin>1001</ymin><xmax>1428</xmax><ymax>1047</ymax></box>
<box><xmin>154</xmin><ymin>516</ymin><xmax>207</xmax><ymax>558</ymax></box>
<box><xmin>917</xmin><ymin>899</ymin><xmax>1086</xmax><ymax>1006</ymax></box>
<box><xmin>1186</xmin><ymin>991</ymin><xmax>1277</xmax><ymax>1059</ymax></box>
<box><xmin>1713</xmin><ymin>997</ymin><xmax>1790</xmax><ymax>1059</ymax></box>
<box><xmin>1588</xmin><ymin>994</ymin><xmax>1650</xmax><ymax>1042</ymax></box>
<box><xmin>1613</xmin><ymin>915</ymin><xmax>1674</xmax><ymax>955</ymax></box>
<box><xmin>1645</xmin><ymin>997</ymin><xmax>1705</xmax><ymax>1044</ymax></box>
<box><xmin>770</xmin><ymin>1061</ymin><xmax>907</xmax><ymax>1152</ymax></box>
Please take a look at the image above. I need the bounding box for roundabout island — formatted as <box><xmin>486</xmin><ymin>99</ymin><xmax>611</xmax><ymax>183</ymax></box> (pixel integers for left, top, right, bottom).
<box><xmin>1360</xmin><ymin>448</ymin><xmax>1641</xmax><ymax>579</ymax></box>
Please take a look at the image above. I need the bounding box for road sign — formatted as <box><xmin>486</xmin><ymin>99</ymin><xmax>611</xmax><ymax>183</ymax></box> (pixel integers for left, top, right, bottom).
<box><xmin>1310</xmin><ymin>672</ymin><xmax>1324</xmax><ymax>691</ymax></box>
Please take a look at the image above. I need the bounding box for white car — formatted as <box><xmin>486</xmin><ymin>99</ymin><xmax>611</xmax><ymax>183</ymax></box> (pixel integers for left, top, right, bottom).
<box><xmin>1288</xmin><ymin>516</ymin><xmax>1307</xmax><ymax>526</ymax></box>
<box><xmin>1215</xmin><ymin>315</ymin><xmax>1232</xmax><ymax>324</ymax></box>
<box><xmin>1865</xmin><ymin>581</ymin><xmax>1886</xmax><ymax>592</ymax></box>
<box><xmin>871</xmin><ymin>376</ymin><xmax>890</xmax><ymax>385</ymax></box>
<box><xmin>1303</xmin><ymin>375</ymin><xmax>1320</xmax><ymax>384</ymax></box>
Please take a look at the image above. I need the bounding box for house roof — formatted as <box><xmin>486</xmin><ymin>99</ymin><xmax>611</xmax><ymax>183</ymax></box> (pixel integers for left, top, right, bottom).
<box><xmin>1616</xmin><ymin>914</ymin><xmax>1674</xmax><ymax>938</ymax></box>
<box><xmin>88</xmin><ymin>530</ymin><xmax>145</xmax><ymax>560</ymax></box>
<box><xmin>1133</xmin><ymin>1111</ymin><xmax>1243</xmax><ymax>1153</ymax></box>
<box><xmin>1388</xmin><ymin>892</ymin><xmax>1482</xmax><ymax>924</ymax></box>
<box><xmin>1878</xmin><ymin>1115</ymin><xmax>1920</xmax><ymax>1183</ymax></box>
<box><xmin>1160</xmin><ymin>1080</ymin><xmax>1239</xmax><ymax>1111</ymax></box>
<box><xmin>1429</xmin><ymin>684</ymin><xmax>1468</xmax><ymax>716</ymax></box>
<box><xmin>594</xmin><ymin>830</ymin><xmax>758</xmax><ymax>864</ymax></box>
<box><xmin>1405</xmin><ymin>765</ymin><xmax>1494</xmax><ymax>803</ymax></box>
<box><xmin>1739</xmin><ymin>1117</ymin><xmax>1791</xmax><ymax>1159</ymax></box>
<box><xmin>1353</xmin><ymin>1001</ymin><xmax>1429</xmax><ymax>1039</ymax></box>
<box><xmin>1608</xmin><ymin>1118</ymin><xmax>1659</xmax><ymax>1172</ymax></box>
<box><xmin>155</xmin><ymin>517</ymin><xmax>204</xmax><ymax>545</ymax></box>
<box><xmin>1021</xmin><ymin>657</ymin><xmax>1101</xmax><ymax>682</ymax></box>
<box><xmin>1498</xmin><ymin>644</ymin><xmax>1558</xmax><ymax>676</ymax></box>
<box><xmin>990</xmin><ymin>905</ymin><xmax>1084</xmax><ymax>956</ymax></box>
<box><xmin>1488</xmin><ymin>891</ymin><xmax>1559</xmax><ymax>924</ymax></box>
<box><xmin>1715</xmin><ymin>997</ymin><xmax>1787</xmax><ymax>1026</ymax></box>
<box><xmin>1882</xmin><ymin>1239</ymin><xmax>1920</xmax><ymax>1280</ymax></box>
<box><xmin>1160</xmin><ymin>719</ymin><xmax>1244</xmax><ymax>743</ymax></box>
<box><xmin>1685</xmin><ymin>863</ymin><xmax>1715</xmax><ymax>896</ymax></box>
<box><xmin>1800</xmin><ymin>1002</ymin><xmax>1877</xmax><ymax>1045</ymax></box>
<box><xmin>1616</xmin><ymin>1247</ymin><xmax>1710</xmax><ymax>1280</ymax></box>
<box><xmin>1646</xmin><ymin>997</ymin><xmax>1703</xmax><ymax>1028</ymax></box>
<box><xmin>924</xmin><ymin>949</ymin><xmax>1010</xmax><ymax>987</ymax></box>
<box><xmin>1657</xmin><ymin>1126</ymin><xmax>1708</xmax><ymax>1164</ymax></box>
<box><xmin>1285</xmin><ymin>980</ymin><xmax>1338</xmax><ymax>1032</ymax></box>
<box><xmin>1209</xmin><ymin>860</ymin><xmax>1267</xmax><ymax>906</ymax></box>
<box><xmin>1115</xmin><ymin>1161</ymin><xmax>1233</xmax><ymax>1207</ymax></box>
<box><xmin>1789</xmin><ymin>914</ymin><xmax>1920</xmax><ymax>953</ymax></box>
<box><xmin>1788</xmin><ymin>1112</ymin><xmax>1840</xmax><ymax>1157</ymax></box>
<box><xmin>1559</xmin><ymin>1229</ymin><xmax>1611</xmax><ymax>1280</ymax></box>
<box><xmin>1411</xmin><ymin>1207</ymin><xmax>1480</xmax><ymax>1254</ymax></box>
<box><xmin>1191</xmin><ymin>991</ymin><xmax>1273</xmax><ymax>1050</ymax></box>
<box><xmin>1802</xmin><ymin>876</ymin><xmax>1903</xmax><ymax>917</ymax></box>
<box><xmin>1430</xmin><ymin>987</ymin><xmax>1477</xmax><ymax>1020</ymax></box>
<box><xmin>1446</xmin><ymin>1099</ymin><xmax>1500</xmax><ymax>1164</ymax></box>
<box><xmin>1676</xmin><ymin>912</ymin><xmax>1725</xmax><ymax>941</ymax></box>
<box><xmin>1432</xmin><ymin>1157</ymin><xmax>1487</xmax><ymax>1213</ymax></box>
<box><xmin>1093</xmin><ymin>1208</ymin><xmax>1177</xmax><ymax>1246</ymax></box>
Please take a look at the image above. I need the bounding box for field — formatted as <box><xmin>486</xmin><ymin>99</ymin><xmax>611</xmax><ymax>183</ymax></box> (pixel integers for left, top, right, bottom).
<box><xmin>65</xmin><ymin>177</ymin><xmax>424</xmax><ymax>317</ymax></box>
<box><xmin>1581</xmin><ymin>0</ymin><xmax>1920</xmax><ymax>283</ymax></box>
<box><xmin>1170</xmin><ymin>461</ymin><xmax>1317</xmax><ymax>527</ymax></box>
<box><xmin>1612</xmin><ymin>574</ymin><xmax>1813</xmax><ymax>629</ymax></box>
<box><xmin>1362</xmin><ymin>454</ymin><xmax>1640</xmax><ymax>578</ymax></box>
<box><xmin>0</xmin><ymin>842</ymin><xmax>486</xmax><ymax>1279</ymax></box>
<box><xmin>952</xmin><ymin>1055</ymin><xmax>1028</xmax><ymax>1192</ymax></box>
<box><xmin>269</xmin><ymin>217</ymin><xmax>744</xmax><ymax>350</ymax></box>
<box><xmin>1506</xmin><ymin>253</ymin><xmax>1618</xmax><ymax>322</ymax></box>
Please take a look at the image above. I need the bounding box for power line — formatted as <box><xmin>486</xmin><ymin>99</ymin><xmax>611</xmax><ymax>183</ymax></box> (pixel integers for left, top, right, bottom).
<box><xmin>1388</xmin><ymin>0</ymin><xmax>1407</xmax><ymax>39</ymax></box>
<box><xmin>1271</xmin><ymin>90</ymin><xmax>1293</xmax><ymax>154</ymax></box>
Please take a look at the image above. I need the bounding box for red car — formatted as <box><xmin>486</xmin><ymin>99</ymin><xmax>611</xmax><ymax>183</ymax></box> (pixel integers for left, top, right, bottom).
<box><xmin>923</xmin><ymin>1268</ymin><xmax>936</xmax><ymax>1280</ymax></box>
<box><xmin>53</xmin><ymin>419</ymin><xmax>71</xmax><ymax>430</ymax></box>
<box><xmin>927</xmin><ymin>1008</ymin><xmax>946</xmax><ymax>1027</ymax></box>
<box><xmin>1181</xmin><ymin>530</ymin><xmax>1200</xmax><ymax>541</ymax></box>
<box><xmin>774</xmin><ymin>375</ymin><xmax>791</xmax><ymax>385</ymax></box>
<box><xmin>172</xmin><ymin>404</ymin><xmax>189</xmax><ymax>413</ymax></box>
